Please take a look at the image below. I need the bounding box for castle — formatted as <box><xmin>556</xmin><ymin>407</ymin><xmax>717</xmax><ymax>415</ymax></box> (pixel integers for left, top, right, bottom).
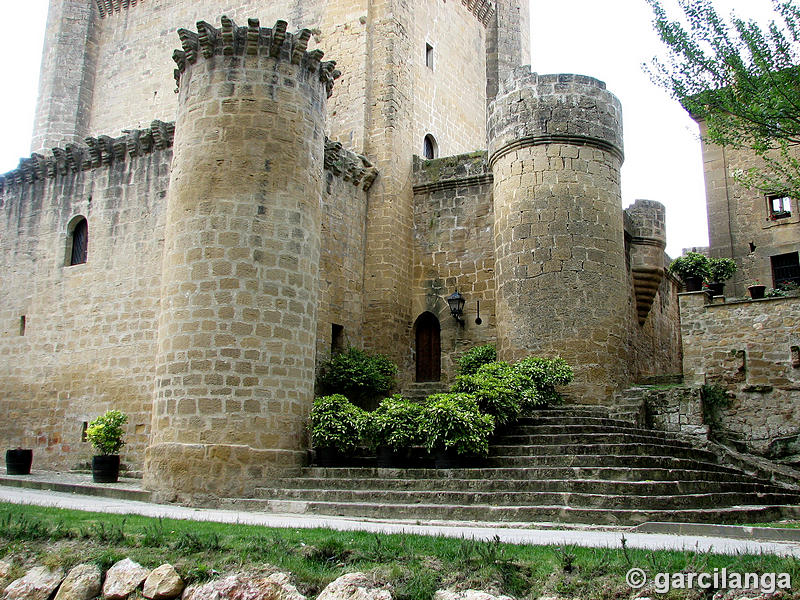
<box><xmin>0</xmin><ymin>0</ymin><xmax>690</xmax><ymax>502</ymax></box>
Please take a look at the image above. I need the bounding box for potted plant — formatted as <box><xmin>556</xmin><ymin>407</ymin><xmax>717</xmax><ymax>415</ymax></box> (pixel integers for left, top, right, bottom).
<box><xmin>667</xmin><ymin>252</ymin><xmax>710</xmax><ymax>292</ymax></box>
<box><xmin>310</xmin><ymin>394</ymin><xmax>365</xmax><ymax>466</ymax></box>
<box><xmin>5</xmin><ymin>448</ymin><xmax>33</xmax><ymax>475</ymax></box>
<box><xmin>363</xmin><ymin>395</ymin><xmax>425</xmax><ymax>467</ymax></box>
<box><xmin>706</xmin><ymin>257</ymin><xmax>737</xmax><ymax>296</ymax></box>
<box><xmin>422</xmin><ymin>393</ymin><xmax>495</xmax><ymax>468</ymax></box>
<box><xmin>85</xmin><ymin>410</ymin><xmax>128</xmax><ymax>483</ymax></box>
<box><xmin>748</xmin><ymin>280</ymin><xmax>767</xmax><ymax>300</ymax></box>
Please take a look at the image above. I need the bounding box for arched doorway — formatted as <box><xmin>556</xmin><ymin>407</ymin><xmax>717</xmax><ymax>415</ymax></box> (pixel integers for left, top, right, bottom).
<box><xmin>415</xmin><ymin>312</ymin><xmax>441</xmax><ymax>382</ymax></box>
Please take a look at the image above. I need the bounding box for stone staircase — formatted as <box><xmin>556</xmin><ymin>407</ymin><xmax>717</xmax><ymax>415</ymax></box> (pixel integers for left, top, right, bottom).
<box><xmin>239</xmin><ymin>406</ymin><xmax>800</xmax><ymax>525</ymax></box>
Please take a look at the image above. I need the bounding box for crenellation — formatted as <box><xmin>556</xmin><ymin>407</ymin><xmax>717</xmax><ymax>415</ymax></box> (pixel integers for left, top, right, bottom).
<box><xmin>172</xmin><ymin>17</ymin><xmax>340</xmax><ymax>98</ymax></box>
<box><xmin>0</xmin><ymin>121</ymin><xmax>175</xmax><ymax>195</ymax></box>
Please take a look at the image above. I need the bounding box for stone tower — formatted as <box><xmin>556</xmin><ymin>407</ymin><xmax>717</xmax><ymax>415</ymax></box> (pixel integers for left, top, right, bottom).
<box><xmin>143</xmin><ymin>17</ymin><xmax>339</xmax><ymax>502</ymax></box>
<box><xmin>487</xmin><ymin>70</ymin><xmax>629</xmax><ymax>401</ymax></box>
<box><xmin>31</xmin><ymin>0</ymin><xmax>98</xmax><ymax>153</ymax></box>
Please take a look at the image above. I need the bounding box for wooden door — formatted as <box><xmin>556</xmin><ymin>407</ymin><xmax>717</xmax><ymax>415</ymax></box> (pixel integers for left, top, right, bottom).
<box><xmin>415</xmin><ymin>312</ymin><xmax>441</xmax><ymax>382</ymax></box>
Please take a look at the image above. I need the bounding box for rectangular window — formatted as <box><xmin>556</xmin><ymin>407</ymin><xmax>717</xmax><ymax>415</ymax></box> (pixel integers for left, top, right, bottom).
<box><xmin>767</xmin><ymin>194</ymin><xmax>792</xmax><ymax>220</ymax></box>
<box><xmin>425</xmin><ymin>43</ymin><xmax>434</xmax><ymax>69</ymax></box>
<box><xmin>771</xmin><ymin>252</ymin><xmax>800</xmax><ymax>287</ymax></box>
<box><xmin>19</xmin><ymin>316</ymin><xmax>26</xmax><ymax>336</ymax></box>
<box><xmin>331</xmin><ymin>324</ymin><xmax>344</xmax><ymax>354</ymax></box>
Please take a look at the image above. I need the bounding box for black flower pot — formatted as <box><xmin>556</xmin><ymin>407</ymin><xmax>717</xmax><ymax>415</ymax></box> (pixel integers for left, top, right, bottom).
<box><xmin>376</xmin><ymin>446</ymin><xmax>395</xmax><ymax>468</ymax></box>
<box><xmin>314</xmin><ymin>447</ymin><xmax>340</xmax><ymax>467</ymax></box>
<box><xmin>748</xmin><ymin>285</ymin><xmax>766</xmax><ymax>300</ymax></box>
<box><xmin>92</xmin><ymin>455</ymin><xmax>120</xmax><ymax>483</ymax></box>
<box><xmin>5</xmin><ymin>449</ymin><xmax>32</xmax><ymax>475</ymax></box>
<box><xmin>707</xmin><ymin>281</ymin><xmax>725</xmax><ymax>296</ymax></box>
<box><xmin>683</xmin><ymin>276</ymin><xmax>704</xmax><ymax>292</ymax></box>
<box><xmin>433</xmin><ymin>449</ymin><xmax>458</xmax><ymax>469</ymax></box>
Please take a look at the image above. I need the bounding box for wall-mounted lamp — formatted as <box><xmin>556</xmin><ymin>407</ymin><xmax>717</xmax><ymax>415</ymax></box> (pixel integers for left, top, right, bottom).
<box><xmin>446</xmin><ymin>290</ymin><xmax>465</xmax><ymax>325</ymax></box>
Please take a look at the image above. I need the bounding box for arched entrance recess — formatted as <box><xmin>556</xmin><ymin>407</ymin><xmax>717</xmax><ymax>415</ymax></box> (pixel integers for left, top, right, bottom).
<box><xmin>415</xmin><ymin>312</ymin><xmax>441</xmax><ymax>382</ymax></box>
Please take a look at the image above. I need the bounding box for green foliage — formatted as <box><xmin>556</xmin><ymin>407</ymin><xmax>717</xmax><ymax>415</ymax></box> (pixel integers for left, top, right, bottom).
<box><xmin>451</xmin><ymin>355</ymin><xmax>574</xmax><ymax>422</ymax></box>
<box><xmin>707</xmin><ymin>257</ymin><xmax>737</xmax><ymax>282</ymax></box>
<box><xmin>316</xmin><ymin>348</ymin><xmax>398</xmax><ymax>405</ymax></box>
<box><xmin>362</xmin><ymin>395</ymin><xmax>425</xmax><ymax>451</ymax></box>
<box><xmin>513</xmin><ymin>357</ymin><xmax>574</xmax><ymax>407</ymax></box>
<box><xmin>451</xmin><ymin>362</ymin><xmax>524</xmax><ymax>425</ymax></box>
<box><xmin>667</xmin><ymin>252</ymin><xmax>710</xmax><ymax>281</ymax></box>
<box><xmin>422</xmin><ymin>393</ymin><xmax>495</xmax><ymax>456</ymax></box>
<box><xmin>701</xmin><ymin>383</ymin><xmax>731</xmax><ymax>435</ymax></box>
<box><xmin>85</xmin><ymin>410</ymin><xmax>127</xmax><ymax>455</ymax></box>
<box><xmin>646</xmin><ymin>0</ymin><xmax>800</xmax><ymax>197</ymax></box>
<box><xmin>456</xmin><ymin>344</ymin><xmax>497</xmax><ymax>376</ymax></box>
<box><xmin>310</xmin><ymin>394</ymin><xmax>366</xmax><ymax>454</ymax></box>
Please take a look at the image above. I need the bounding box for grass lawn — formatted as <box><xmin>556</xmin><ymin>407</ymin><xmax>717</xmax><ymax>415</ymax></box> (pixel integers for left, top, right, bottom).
<box><xmin>1</xmin><ymin>502</ymin><xmax>798</xmax><ymax>599</ymax></box>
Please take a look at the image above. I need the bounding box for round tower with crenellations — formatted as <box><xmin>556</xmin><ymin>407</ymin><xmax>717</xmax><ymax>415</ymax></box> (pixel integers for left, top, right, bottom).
<box><xmin>144</xmin><ymin>16</ymin><xmax>339</xmax><ymax>502</ymax></box>
<box><xmin>487</xmin><ymin>69</ymin><xmax>629</xmax><ymax>403</ymax></box>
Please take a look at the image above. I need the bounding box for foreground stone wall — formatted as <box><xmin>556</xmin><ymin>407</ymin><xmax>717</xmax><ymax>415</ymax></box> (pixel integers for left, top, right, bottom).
<box><xmin>0</xmin><ymin>125</ymin><xmax>174</xmax><ymax>474</ymax></box>
<box><xmin>412</xmin><ymin>152</ymin><xmax>497</xmax><ymax>385</ymax></box>
<box><xmin>680</xmin><ymin>291</ymin><xmax>800</xmax><ymax>455</ymax></box>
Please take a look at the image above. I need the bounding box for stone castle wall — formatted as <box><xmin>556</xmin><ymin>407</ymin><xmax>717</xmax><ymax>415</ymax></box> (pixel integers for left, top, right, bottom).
<box><xmin>0</xmin><ymin>124</ymin><xmax>174</xmax><ymax>474</ymax></box>
<box><xmin>411</xmin><ymin>152</ymin><xmax>497</xmax><ymax>384</ymax></box>
<box><xmin>680</xmin><ymin>291</ymin><xmax>800</xmax><ymax>455</ymax></box>
<box><xmin>0</xmin><ymin>126</ymin><xmax>372</xmax><ymax>479</ymax></box>
<box><xmin>34</xmin><ymin>0</ymin><xmax>493</xmax><ymax>160</ymax></box>
<box><xmin>698</xmin><ymin>121</ymin><xmax>800</xmax><ymax>297</ymax></box>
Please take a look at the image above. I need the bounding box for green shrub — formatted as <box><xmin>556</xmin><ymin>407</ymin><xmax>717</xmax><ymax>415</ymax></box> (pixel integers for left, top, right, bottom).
<box><xmin>422</xmin><ymin>393</ymin><xmax>495</xmax><ymax>456</ymax></box>
<box><xmin>513</xmin><ymin>356</ymin><xmax>574</xmax><ymax>407</ymax></box>
<box><xmin>707</xmin><ymin>257</ymin><xmax>737</xmax><ymax>282</ymax></box>
<box><xmin>667</xmin><ymin>252</ymin><xmax>710</xmax><ymax>282</ymax></box>
<box><xmin>451</xmin><ymin>355</ymin><xmax>574</xmax><ymax>419</ymax></box>
<box><xmin>362</xmin><ymin>395</ymin><xmax>425</xmax><ymax>451</ymax></box>
<box><xmin>310</xmin><ymin>394</ymin><xmax>366</xmax><ymax>454</ymax></box>
<box><xmin>451</xmin><ymin>362</ymin><xmax>523</xmax><ymax>426</ymax></box>
<box><xmin>316</xmin><ymin>348</ymin><xmax>398</xmax><ymax>406</ymax></box>
<box><xmin>456</xmin><ymin>344</ymin><xmax>497</xmax><ymax>376</ymax></box>
<box><xmin>85</xmin><ymin>410</ymin><xmax>128</xmax><ymax>455</ymax></box>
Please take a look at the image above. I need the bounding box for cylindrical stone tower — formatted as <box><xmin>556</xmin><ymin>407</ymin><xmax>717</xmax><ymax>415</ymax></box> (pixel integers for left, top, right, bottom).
<box><xmin>144</xmin><ymin>17</ymin><xmax>339</xmax><ymax>502</ymax></box>
<box><xmin>488</xmin><ymin>70</ymin><xmax>628</xmax><ymax>403</ymax></box>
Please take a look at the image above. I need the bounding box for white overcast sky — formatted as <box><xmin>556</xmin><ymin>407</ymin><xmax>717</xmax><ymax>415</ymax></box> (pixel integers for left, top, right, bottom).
<box><xmin>0</xmin><ymin>0</ymin><xmax>785</xmax><ymax>256</ymax></box>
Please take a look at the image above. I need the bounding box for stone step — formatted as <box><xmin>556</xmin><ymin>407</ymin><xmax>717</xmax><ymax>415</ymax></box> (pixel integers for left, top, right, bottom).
<box><xmin>481</xmin><ymin>454</ymin><xmax>736</xmax><ymax>470</ymax></box>
<box><xmin>259</xmin><ymin>487</ymin><xmax>800</xmax><ymax>510</ymax></box>
<box><xmin>499</xmin><ymin>424</ymin><xmax>680</xmax><ymax>438</ymax></box>
<box><xmin>516</xmin><ymin>416</ymin><xmax>640</xmax><ymax>428</ymax></box>
<box><xmin>267</xmin><ymin>476</ymin><xmax>788</xmax><ymax>496</ymax></box>
<box><xmin>494</xmin><ymin>432</ymin><xmax>698</xmax><ymax>449</ymax></box>
<box><xmin>227</xmin><ymin>498</ymin><xmax>790</xmax><ymax>526</ymax></box>
<box><xmin>488</xmin><ymin>443</ymin><xmax>717</xmax><ymax>461</ymax></box>
<box><xmin>298</xmin><ymin>465</ymin><xmax>760</xmax><ymax>483</ymax></box>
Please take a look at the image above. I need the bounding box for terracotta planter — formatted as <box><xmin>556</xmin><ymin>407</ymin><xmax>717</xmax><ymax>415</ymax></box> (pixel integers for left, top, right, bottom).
<box><xmin>5</xmin><ymin>449</ymin><xmax>32</xmax><ymax>475</ymax></box>
<box><xmin>748</xmin><ymin>285</ymin><xmax>766</xmax><ymax>300</ymax></box>
<box><xmin>92</xmin><ymin>454</ymin><xmax>120</xmax><ymax>483</ymax></box>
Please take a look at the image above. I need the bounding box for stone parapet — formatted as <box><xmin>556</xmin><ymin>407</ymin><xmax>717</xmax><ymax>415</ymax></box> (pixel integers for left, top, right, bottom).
<box><xmin>488</xmin><ymin>70</ymin><xmax>624</xmax><ymax>167</ymax></box>
<box><xmin>412</xmin><ymin>152</ymin><xmax>491</xmax><ymax>194</ymax></box>
<box><xmin>94</xmin><ymin>0</ymin><xmax>142</xmax><ymax>18</ymax></box>
<box><xmin>324</xmin><ymin>140</ymin><xmax>377</xmax><ymax>191</ymax></box>
<box><xmin>172</xmin><ymin>17</ymin><xmax>340</xmax><ymax>96</ymax></box>
<box><xmin>1</xmin><ymin>122</ymin><xmax>174</xmax><ymax>194</ymax></box>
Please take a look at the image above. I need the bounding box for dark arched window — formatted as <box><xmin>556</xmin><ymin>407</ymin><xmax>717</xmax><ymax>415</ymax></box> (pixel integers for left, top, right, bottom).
<box><xmin>68</xmin><ymin>217</ymin><xmax>88</xmax><ymax>265</ymax></box>
<box><xmin>423</xmin><ymin>134</ymin><xmax>437</xmax><ymax>160</ymax></box>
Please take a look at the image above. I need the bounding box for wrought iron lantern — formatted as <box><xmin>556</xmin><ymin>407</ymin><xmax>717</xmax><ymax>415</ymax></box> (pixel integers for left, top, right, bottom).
<box><xmin>446</xmin><ymin>290</ymin><xmax>465</xmax><ymax>324</ymax></box>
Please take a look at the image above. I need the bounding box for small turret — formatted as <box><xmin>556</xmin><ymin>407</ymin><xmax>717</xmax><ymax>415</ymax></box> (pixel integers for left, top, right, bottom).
<box><xmin>624</xmin><ymin>200</ymin><xmax>668</xmax><ymax>325</ymax></box>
